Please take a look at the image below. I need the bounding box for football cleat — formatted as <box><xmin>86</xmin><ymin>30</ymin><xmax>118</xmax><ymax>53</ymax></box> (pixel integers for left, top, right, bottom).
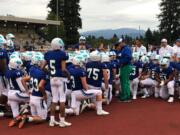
<box><xmin>97</xmin><ymin>110</ymin><xmax>109</xmax><ymax>116</ymax></box>
<box><xmin>132</xmin><ymin>95</ymin><xmax>137</xmax><ymax>100</ymax></box>
<box><xmin>141</xmin><ymin>94</ymin><xmax>150</xmax><ymax>99</ymax></box>
<box><xmin>168</xmin><ymin>97</ymin><xmax>174</xmax><ymax>103</ymax></box>
<box><xmin>59</xmin><ymin>121</ymin><xmax>72</xmax><ymax>128</ymax></box>
<box><xmin>49</xmin><ymin>120</ymin><xmax>60</xmax><ymax>127</ymax></box>
<box><xmin>8</xmin><ymin>116</ymin><xmax>22</xmax><ymax>127</ymax></box>
<box><xmin>80</xmin><ymin>101</ymin><xmax>88</xmax><ymax>113</ymax></box>
<box><xmin>18</xmin><ymin>115</ymin><xmax>28</xmax><ymax>129</ymax></box>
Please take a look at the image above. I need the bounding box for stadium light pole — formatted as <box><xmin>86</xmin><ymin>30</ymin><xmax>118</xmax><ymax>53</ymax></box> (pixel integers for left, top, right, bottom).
<box><xmin>56</xmin><ymin>0</ymin><xmax>59</xmax><ymax>37</ymax></box>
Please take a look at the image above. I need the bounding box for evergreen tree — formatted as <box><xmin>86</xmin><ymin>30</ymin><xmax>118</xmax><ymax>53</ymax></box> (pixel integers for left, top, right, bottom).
<box><xmin>47</xmin><ymin>0</ymin><xmax>82</xmax><ymax>45</ymax></box>
<box><xmin>158</xmin><ymin>0</ymin><xmax>180</xmax><ymax>43</ymax></box>
<box><xmin>145</xmin><ymin>28</ymin><xmax>153</xmax><ymax>44</ymax></box>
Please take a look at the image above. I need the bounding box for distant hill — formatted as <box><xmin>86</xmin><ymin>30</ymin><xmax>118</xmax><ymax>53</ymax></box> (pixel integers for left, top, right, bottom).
<box><xmin>81</xmin><ymin>28</ymin><xmax>145</xmax><ymax>39</ymax></box>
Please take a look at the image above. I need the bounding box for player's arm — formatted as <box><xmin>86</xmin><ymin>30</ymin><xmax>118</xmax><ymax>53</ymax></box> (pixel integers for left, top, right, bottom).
<box><xmin>21</xmin><ymin>76</ymin><xmax>30</xmax><ymax>92</ymax></box>
<box><xmin>103</xmin><ymin>69</ymin><xmax>109</xmax><ymax>89</ymax></box>
<box><xmin>39</xmin><ymin>79</ymin><xmax>47</xmax><ymax>101</ymax></box>
<box><xmin>81</xmin><ymin>76</ymin><xmax>88</xmax><ymax>91</ymax></box>
<box><xmin>61</xmin><ymin>60</ymin><xmax>71</xmax><ymax>80</ymax></box>
<box><xmin>164</xmin><ymin>74</ymin><xmax>174</xmax><ymax>85</ymax></box>
<box><xmin>174</xmin><ymin>69</ymin><xmax>178</xmax><ymax>81</ymax></box>
<box><xmin>112</xmin><ymin>68</ymin><xmax>117</xmax><ymax>80</ymax></box>
<box><xmin>41</xmin><ymin>60</ymin><xmax>47</xmax><ymax>71</ymax></box>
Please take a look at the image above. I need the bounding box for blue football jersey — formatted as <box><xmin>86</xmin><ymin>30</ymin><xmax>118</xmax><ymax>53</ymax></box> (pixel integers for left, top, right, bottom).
<box><xmin>174</xmin><ymin>63</ymin><xmax>180</xmax><ymax>82</ymax></box>
<box><xmin>29</xmin><ymin>66</ymin><xmax>46</xmax><ymax>97</ymax></box>
<box><xmin>7</xmin><ymin>49</ymin><xmax>15</xmax><ymax>58</ymax></box>
<box><xmin>45</xmin><ymin>74</ymin><xmax>51</xmax><ymax>93</ymax></box>
<box><xmin>170</xmin><ymin>61</ymin><xmax>176</xmax><ymax>69</ymax></box>
<box><xmin>23</xmin><ymin>60</ymin><xmax>32</xmax><ymax>74</ymax></box>
<box><xmin>0</xmin><ymin>49</ymin><xmax>9</xmax><ymax>75</ymax></box>
<box><xmin>150</xmin><ymin>64</ymin><xmax>160</xmax><ymax>80</ymax></box>
<box><xmin>130</xmin><ymin>61</ymin><xmax>143</xmax><ymax>80</ymax></box>
<box><xmin>6</xmin><ymin>69</ymin><xmax>24</xmax><ymax>91</ymax></box>
<box><xmin>69</xmin><ymin>67</ymin><xmax>86</xmax><ymax>91</ymax></box>
<box><xmin>86</xmin><ymin>61</ymin><xmax>107</xmax><ymax>87</ymax></box>
<box><xmin>66</xmin><ymin>64</ymin><xmax>75</xmax><ymax>90</ymax></box>
<box><xmin>44</xmin><ymin>50</ymin><xmax>69</xmax><ymax>77</ymax></box>
<box><xmin>158</xmin><ymin>66</ymin><xmax>173</xmax><ymax>80</ymax></box>
<box><xmin>102</xmin><ymin>62</ymin><xmax>116</xmax><ymax>84</ymax></box>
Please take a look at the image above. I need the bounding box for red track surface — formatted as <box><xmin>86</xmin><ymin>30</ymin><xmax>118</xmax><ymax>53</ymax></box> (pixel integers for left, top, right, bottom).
<box><xmin>1</xmin><ymin>98</ymin><xmax>180</xmax><ymax>135</ymax></box>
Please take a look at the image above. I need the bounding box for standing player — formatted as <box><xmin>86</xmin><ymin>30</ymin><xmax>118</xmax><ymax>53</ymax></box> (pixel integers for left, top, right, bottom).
<box><xmin>42</xmin><ymin>38</ymin><xmax>71</xmax><ymax>127</ymax></box>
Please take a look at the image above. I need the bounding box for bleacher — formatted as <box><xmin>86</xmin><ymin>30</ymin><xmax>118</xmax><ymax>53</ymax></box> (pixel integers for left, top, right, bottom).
<box><xmin>0</xmin><ymin>15</ymin><xmax>61</xmax><ymax>51</ymax></box>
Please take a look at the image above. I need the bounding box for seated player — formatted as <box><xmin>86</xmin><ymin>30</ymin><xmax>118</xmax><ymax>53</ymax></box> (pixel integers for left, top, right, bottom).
<box><xmin>173</xmin><ymin>53</ymin><xmax>180</xmax><ymax>99</ymax></box>
<box><xmin>66</xmin><ymin>57</ymin><xmax>109</xmax><ymax>115</ymax></box>
<box><xmin>7</xmin><ymin>58</ymin><xmax>30</xmax><ymax>127</ymax></box>
<box><xmin>156</xmin><ymin>58</ymin><xmax>175</xmax><ymax>103</ymax></box>
<box><xmin>0</xmin><ymin>35</ymin><xmax>9</xmax><ymax>112</ymax></box>
<box><xmin>140</xmin><ymin>55</ymin><xmax>161</xmax><ymax>98</ymax></box>
<box><xmin>17</xmin><ymin>55</ymin><xmax>48</xmax><ymax>129</ymax></box>
<box><xmin>130</xmin><ymin>52</ymin><xmax>143</xmax><ymax>100</ymax></box>
<box><xmin>101</xmin><ymin>54</ymin><xmax>116</xmax><ymax>104</ymax></box>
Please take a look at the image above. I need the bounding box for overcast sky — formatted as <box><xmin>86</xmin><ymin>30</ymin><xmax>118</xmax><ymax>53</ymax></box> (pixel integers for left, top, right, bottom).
<box><xmin>0</xmin><ymin>0</ymin><xmax>161</xmax><ymax>32</ymax></box>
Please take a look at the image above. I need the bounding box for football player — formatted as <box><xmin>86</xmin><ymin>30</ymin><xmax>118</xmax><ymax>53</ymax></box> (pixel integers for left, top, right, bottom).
<box><xmin>67</xmin><ymin>57</ymin><xmax>109</xmax><ymax>115</ymax></box>
<box><xmin>156</xmin><ymin>58</ymin><xmax>174</xmax><ymax>102</ymax></box>
<box><xmin>42</xmin><ymin>38</ymin><xmax>71</xmax><ymax>127</ymax></box>
<box><xmin>17</xmin><ymin>55</ymin><xmax>48</xmax><ymax>129</ymax></box>
<box><xmin>7</xmin><ymin>58</ymin><xmax>29</xmax><ymax>127</ymax></box>
<box><xmin>130</xmin><ymin>52</ymin><xmax>143</xmax><ymax>100</ymax></box>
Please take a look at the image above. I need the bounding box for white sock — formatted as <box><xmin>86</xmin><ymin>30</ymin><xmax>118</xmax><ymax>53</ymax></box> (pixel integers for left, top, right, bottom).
<box><xmin>50</xmin><ymin>116</ymin><xmax>55</xmax><ymax>122</ymax></box>
<box><xmin>96</xmin><ymin>101</ymin><xmax>102</xmax><ymax>111</ymax></box>
<box><xmin>56</xmin><ymin>106</ymin><xmax>60</xmax><ymax>111</ymax></box>
<box><xmin>65</xmin><ymin>108</ymin><xmax>74</xmax><ymax>114</ymax></box>
<box><xmin>28</xmin><ymin>117</ymin><xmax>33</xmax><ymax>122</ymax></box>
<box><xmin>60</xmin><ymin>116</ymin><xmax>65</xmax><ymax>123</ymax></box>
<box><xmin>0</xmin><ymin>112</ymin><xmax>4</xmax><ymax>117</ymax></box>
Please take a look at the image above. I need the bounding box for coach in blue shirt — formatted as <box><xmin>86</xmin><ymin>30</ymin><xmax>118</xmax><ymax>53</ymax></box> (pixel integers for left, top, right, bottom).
<box><xmin>115</xmin><ymin>38</ymin><xmax>132</xmax><ymax>102</ymax></box>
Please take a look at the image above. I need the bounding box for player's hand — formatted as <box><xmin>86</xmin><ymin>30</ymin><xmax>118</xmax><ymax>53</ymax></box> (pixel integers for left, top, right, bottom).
<box><xmin>43</xmin><ymin>94</ymin><xmax>47</xmax><ymax>102</ymax></box>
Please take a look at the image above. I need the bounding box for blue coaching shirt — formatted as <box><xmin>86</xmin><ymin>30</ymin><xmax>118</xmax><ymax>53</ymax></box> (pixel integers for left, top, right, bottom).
<box><xmin>29</xmin><ymin>66</ymin><xmax>46</xmax><ymax>97</ymax></box>
<box><xmin>69</xmin><ymin>67</ymin><xmax>86</xmax><ymax>91</ymax></box>
<box><xmin>44</xmin><ymin>50</ymin><xmax>69</xmax><ymax>77</ymax></box>
<box><xmin>86</xmin><ymin>61</ymin><xmax>107</xmax><ymax>88</ymax></box>
<box><xmin>117</xmin><ymin>45</ymin><xmax>132</xmax><ymax>67</ymax></box>
<box><xmin>6</xmin><ymin>69</ymin><xmax>24</xmax><ymax>91</ymax></box>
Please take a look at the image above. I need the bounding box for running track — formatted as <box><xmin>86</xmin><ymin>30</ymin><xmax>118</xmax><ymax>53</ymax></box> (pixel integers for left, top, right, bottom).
<box><xmin>1</xmin><ymin>98</ymin><xmax>180</xmax><ymax>135</ymax></box>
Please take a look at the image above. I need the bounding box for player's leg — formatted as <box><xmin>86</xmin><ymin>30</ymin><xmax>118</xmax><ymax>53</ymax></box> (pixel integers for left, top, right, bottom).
<box><xmin>59</xmin><ymin>80</ymin><xmax>71</xmax><ymax>127</ymax></box>
<box><xmin>167</xmin><ymin>81</ymin><xmax>175</xmax><ymax>103</ymax></box>
<box><xmin>19</xmin><ymin>98</ymin><xmax>47</xmax><ymax>129</ymax></box>
<box><xmin>159</xmin><ymin>86</ymin><xmax>169</xmax><ymax>100</ymax></box>
<box><xmin>49</xmin><ymin>78</ymin><xmax>59</xmax><ymax>127</ymax></box>
<box><xmin>131</xmin><ymin>78</ymin><xmax>139</xmax><ymax>99</ymax></box>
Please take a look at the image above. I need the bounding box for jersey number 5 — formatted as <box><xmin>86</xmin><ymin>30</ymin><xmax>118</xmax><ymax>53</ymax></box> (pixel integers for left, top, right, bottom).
<box><xmin>50</xmin><ymin>60</ymin><xmax>56</xmax><ymax>75</ymax></box>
